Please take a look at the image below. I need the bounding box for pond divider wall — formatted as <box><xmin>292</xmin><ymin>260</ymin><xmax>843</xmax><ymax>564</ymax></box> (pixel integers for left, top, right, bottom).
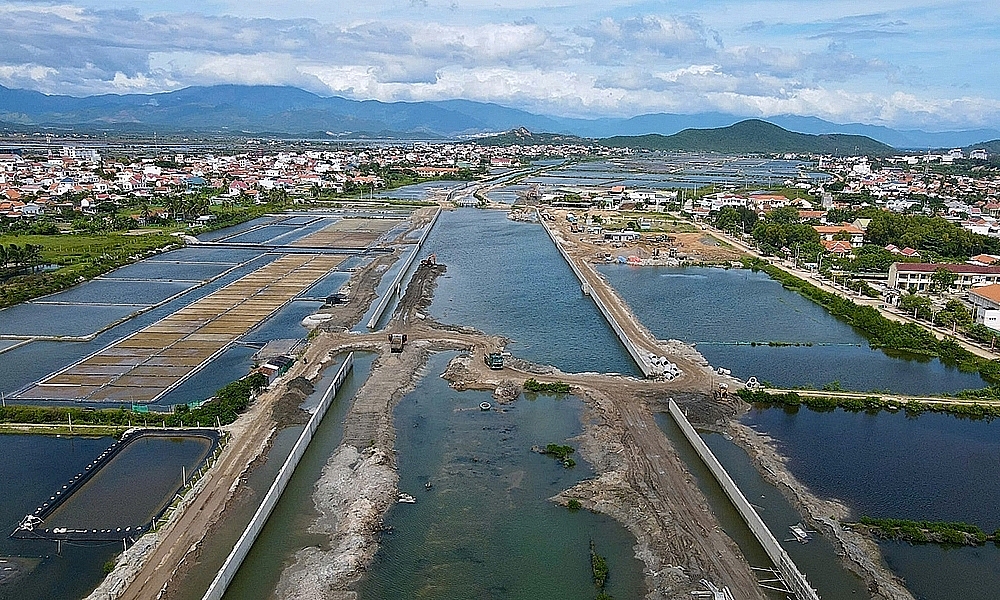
<box><xmin>11</xmin><ymin>429</ymin><xmax>221</xmax><ymax>542</ymax></box>
<box><xmin>537</xmin><ymin>214</ymin><xmax>654</xmax><ymax>377</ymax></box>
<box><xmin>667</xmin><ymin>399</ymin><xmax>820</xmax><ymax>600</ymax></box>
<box><xmin>202</xmin><ymin>352</ymin><xmax>355</xmax><ymax>600</ymax></box>
<box><xmin>367</xmin><ymin>207</ymin><xmax>442</xmax><ymax>330</ymax></box>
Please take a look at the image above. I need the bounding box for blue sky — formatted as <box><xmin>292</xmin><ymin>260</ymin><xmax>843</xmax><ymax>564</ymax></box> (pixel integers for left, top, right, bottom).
<box><xmin>0</xmin><ymin>0</ymin><xmax>997</xmax><ymax>129</ymax></box>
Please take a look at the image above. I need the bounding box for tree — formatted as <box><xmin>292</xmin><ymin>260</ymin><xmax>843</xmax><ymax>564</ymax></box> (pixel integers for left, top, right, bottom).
<box><xmin>751</xmin><ymin>207</ymin><xmax>822</xmax><ymax>257</ymax></box>
<box><xmin>848</xmin><ymin>245</ymin><xmax>897</xmax><ymax>273</ymax></box>
<box><xmin>714</xmin><ymin>207</ymin><xmax>742</xmax><ymax>234</ymax></box>
<box><xmin>930</xmin><ymin>268</ymin><xmax>957</xmax><ymax>292</ymax></box>
<box><xmin>900</xmin><ymin>293</ymin><xmax>932</xmax><ymax>320</ymax></box>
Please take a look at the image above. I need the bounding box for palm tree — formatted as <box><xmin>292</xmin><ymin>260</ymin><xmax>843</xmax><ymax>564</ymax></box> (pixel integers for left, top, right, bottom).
<box><xmin>6</xmin><ymin>244</ymin><xmax>22</xmax><ymax>273</ymax></box>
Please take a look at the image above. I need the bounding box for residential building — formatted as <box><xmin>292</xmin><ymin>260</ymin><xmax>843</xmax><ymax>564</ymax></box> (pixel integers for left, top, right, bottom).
<box><xmin>969</xmin><ymin>284</ymin><xmax>1000</xmax><ymax>332</ymax></box>
<box><xmin>889</xmin><ymin>262</ymin><xmax>1000</xmax><ymax>291</ymax></box>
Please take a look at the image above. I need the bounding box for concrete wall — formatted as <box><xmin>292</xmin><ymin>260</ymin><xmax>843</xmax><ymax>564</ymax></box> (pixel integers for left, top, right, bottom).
<box><xmin>667</xmin><ymin>400</ymin><xmax>819</xmax><ymax>600</ymax></box>
<box><xmin>366</xmin><ymin>207</ymin><xmax>442</xmax><ymax>330</ymax></box>
<box><xmin>537</xmin><ymin>215</ymin><xmax>654</xmax><ymax>377</ymax></box>
<box><xmin>202</xmin><ymin>353</ymin><xmax>356</xmax><ymax>600</ymax></box>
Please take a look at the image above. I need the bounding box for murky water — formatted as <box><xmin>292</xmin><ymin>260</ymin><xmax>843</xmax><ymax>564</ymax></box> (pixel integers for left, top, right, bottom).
<box><xmin>743</xmin><ymin>406</ymin><xmax>1000</xmax><ymax>600</ymax></box>
<box><xmin>0</xmin><ymin>435</ymin><xmax>118</xmax><ymax>600</ymax></box>
<box><xmin>178</xmin><ymin>353</ymin><xmax>377</xmax><ymax>600</ymax></box>
<box><xmin>656</xmin><ymin>414</ymin><xmax>872</xmax><ymax>600</ymax></box>
<box><xmin>358</xmin><ymin>352</ymin><xmax>646</xmax><ymax>600</ymax></box>
<box><xmin>44</xmin><ymin>434</ymin><xmax>214</xmax><ymax>531</ymax></box>
<box><xmin>594</xmin><ymin>262</ymin><xmax>1000</xmax><ymax>600</ymax></box>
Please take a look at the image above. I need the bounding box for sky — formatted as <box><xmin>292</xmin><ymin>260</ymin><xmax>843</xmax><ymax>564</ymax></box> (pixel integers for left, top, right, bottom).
<box><xmin>0</xmin><ymin>0</ymin><xmax>998</xmax><ymax>130</ymax></box>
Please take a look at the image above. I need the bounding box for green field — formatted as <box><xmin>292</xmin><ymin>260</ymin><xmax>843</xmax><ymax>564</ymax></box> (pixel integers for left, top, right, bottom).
<box><xmin>0</xmin><ymin>231</ymin><xmax>178</xmax><ymax>309</ymax></box>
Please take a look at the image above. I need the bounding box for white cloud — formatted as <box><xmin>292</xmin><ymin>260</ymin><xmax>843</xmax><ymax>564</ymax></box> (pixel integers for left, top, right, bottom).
<box><xmin>0</xmin><ymin>1</ymin><xmax>996</xmax><ymax>129</ymax></box>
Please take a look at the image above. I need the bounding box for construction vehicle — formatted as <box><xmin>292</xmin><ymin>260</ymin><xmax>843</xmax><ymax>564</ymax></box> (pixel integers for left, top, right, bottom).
<box><xmin>389</xmin><ymin>333</ymin><xmax>407</xmax><ymax>353</ymax></box>
<box><xmin>484</xmin><ymin>352</ymin><xmax>504</xmax><ymax>370</ymax></box>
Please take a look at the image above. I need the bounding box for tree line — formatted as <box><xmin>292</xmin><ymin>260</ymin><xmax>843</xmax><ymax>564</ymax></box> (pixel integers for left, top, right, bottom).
<box><xmin>715</xmin><ymin>204</ymin><xmax>1000</xmax><ymax>263</ymax></box>
<box><xmin>0</xmin><ymin>243</ymin><xmax>43</xmax><ymax>276</ymax></box>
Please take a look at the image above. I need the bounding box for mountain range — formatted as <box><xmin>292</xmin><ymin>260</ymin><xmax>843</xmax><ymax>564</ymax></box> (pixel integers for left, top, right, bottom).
<box><xmin>1</xmin><ymin>84</ymin><xmax>997</xmax><ymax>150</ymax></box>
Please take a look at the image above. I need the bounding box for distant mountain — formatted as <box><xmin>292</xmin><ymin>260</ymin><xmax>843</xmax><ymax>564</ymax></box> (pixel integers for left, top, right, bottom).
<box><xmin>0</xmin><ymin>84</ymin><xmax>536</xmax><ymax>137</ymax></box>
<box><xmin>763</xmin><ymin>115</ymin><xmax>1000</xmax><ymax>150</ymax></box>
<box><xmin>474</xmin><ymin>127</ymin><xmax>592</xmax><ymax>146</ymax></box>
<box><xmin>0</xmin><ymin>84</ymin><xmax>996</xmax><ymax>149</ymax></box>
<box><xmin>600</xmin><ymin>120</ymin><xmax>894</xmax><ymax>156</ymax></box>
<box><xmin>969</xmin><ymin>139</ymin><xmax>1000</xmax><ymax>154</ymax></box>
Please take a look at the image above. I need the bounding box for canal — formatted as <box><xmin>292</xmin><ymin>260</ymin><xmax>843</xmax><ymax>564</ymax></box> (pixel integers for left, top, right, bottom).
<box><xmin>598</xmin><ymin>261</ymin><xmax>1000</xmax><ymax>599</ymax></box>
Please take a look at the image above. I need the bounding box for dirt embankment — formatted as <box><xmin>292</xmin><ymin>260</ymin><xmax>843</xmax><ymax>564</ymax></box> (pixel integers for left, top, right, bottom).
<box><xmin>274</xmin><ymin>339</ymin><xmax>466</xmax><ymax>600</ymax></box>
<box><xmin>552</xmin><ymin>384</ymin><xmax>765</xmax><ymax>600</ymax></box>
<box><xmin>728</xmin><ymin>419</ymin><xmax>915</xmax><ymax>600</ymax></box>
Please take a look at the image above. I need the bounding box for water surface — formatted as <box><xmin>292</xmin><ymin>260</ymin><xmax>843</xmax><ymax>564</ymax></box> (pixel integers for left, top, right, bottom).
<box><xmin>358</xmin><ymin>352</ymin><xmax>646</xmax><ymax>600</ymax></box>
<box><xmin>598</xmin><ymin>265</ymin><xmax>985</xmax><ymax>393</ymax></box>
<box><xmin>423</xmin><ymin>209</ymin><xmax>637</xmax><ymax>375</ymax></box>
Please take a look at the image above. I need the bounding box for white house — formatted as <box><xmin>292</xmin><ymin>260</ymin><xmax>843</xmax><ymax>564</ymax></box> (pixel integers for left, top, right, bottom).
<box><xmin>969</xmin><ymin>284</ymin><xmax>1000</xmax><ymax>332</ymax></box>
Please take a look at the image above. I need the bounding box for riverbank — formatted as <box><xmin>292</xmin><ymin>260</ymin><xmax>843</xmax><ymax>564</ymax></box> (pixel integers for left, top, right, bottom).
<box><xmin>726</xmin><ymin>418</ymin><xmax>914</xmax><ymax>600</ymax></box>
<box><xmin>79</xmin><ymin>209</ymin><xmax>438</xmax><ymax>600</ymax></box>
<box><xmin>739</xmin><ymin>387</ymin><xmax>1000</xmax><ymax>420</ymax></box>
<box><xmin>533</xmin><ymin>210</ymin><xmax>921</xmax><ymax>599</ymax></box>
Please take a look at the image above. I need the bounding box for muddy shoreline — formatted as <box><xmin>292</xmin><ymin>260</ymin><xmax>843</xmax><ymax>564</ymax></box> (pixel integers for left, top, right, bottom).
<box><xmin>726</xmin><ymin>416</ymin><xmax>915</xmax><ymax>600</ymax></box>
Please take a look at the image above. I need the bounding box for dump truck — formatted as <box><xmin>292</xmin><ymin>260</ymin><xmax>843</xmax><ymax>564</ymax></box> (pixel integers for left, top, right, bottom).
<box><xmin>389</xmin><ymin>333</ymin><xmax>407</xmax><ymax>353</ymax></box>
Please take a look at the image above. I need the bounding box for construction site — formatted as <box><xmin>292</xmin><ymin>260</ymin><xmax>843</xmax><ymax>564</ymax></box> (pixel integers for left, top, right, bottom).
<box><xmin>2</xmin><ymin>202</ymin><xmax>914</xmax><ymax>600</ymax></box>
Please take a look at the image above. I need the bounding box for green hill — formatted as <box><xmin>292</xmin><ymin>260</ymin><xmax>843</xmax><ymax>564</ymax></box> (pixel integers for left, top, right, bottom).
<box><xmin>969</xmin><ymin>139</ymin><xmax>1000</xmax><ymax>154</ymax></box>
<box><xmin>475</xmin><ymin>127</ymin><xmax>593</xmax><ymax>146</ymax></box>
<box><xmin>599</xmin><ymin>119</ymin><xmax>895</xmax><ymax>156</ymax></box>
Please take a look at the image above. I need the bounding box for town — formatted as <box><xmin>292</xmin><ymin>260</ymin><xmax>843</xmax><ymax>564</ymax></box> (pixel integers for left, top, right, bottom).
<box><xmin>3</xmin><ymin>138</ymin><xmax>1000</xmax><ymax>346</ymax></box>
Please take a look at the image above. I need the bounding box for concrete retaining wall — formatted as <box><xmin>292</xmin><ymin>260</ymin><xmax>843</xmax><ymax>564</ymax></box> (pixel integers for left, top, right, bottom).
<box><xmin>667</xmin><ymin>399</ymin><xmax>820</xmax><ymax>600</ymax></box>
<box><xmin>366</xmin><ymin>207</ymin><xmax>442</xmax><ymax>330</ymax></box>
<box><xmin>538</xmin><ymin>215</ymin><xmax>654</xmax><ymax>377</ymax></box>
<box><xmin>202</xmin><ymin>353</ymin><xmax>356</xmax><ymax>600</ymax></box>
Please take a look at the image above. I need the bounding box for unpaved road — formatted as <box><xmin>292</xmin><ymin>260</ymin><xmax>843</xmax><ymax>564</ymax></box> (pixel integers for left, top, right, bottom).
<box><xmin>94</xmin><ymin>205</ymin><xmax>900</xmax><ymax>600</ymax></box>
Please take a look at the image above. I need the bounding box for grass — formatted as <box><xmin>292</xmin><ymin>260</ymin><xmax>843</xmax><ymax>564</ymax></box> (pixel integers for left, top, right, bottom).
<box><xmin>523</xmin><ymin>378</ymin><xmax>572</xmax><ymax>394</ymax></box>
<box><xmin>854</xmin><ymin>516</ymin><xmax>993</xmax><ymax>546</ymax></box>
<box><xmin>0</xmin><ymin>232</ymin><xmax>179</xmax><ymax>308</ymax></box>
<box><xmin>743</xmin><ymin>257</ymin><xmax>1000</xmax><ymax>385</ymax></box>
<box><xmin>590</xmin><ymin>540</ymin><xmax>610</xmax><ymax>590</ymax></box>
<box><xmin>738</xmin><ymin>387</ymin><xmax>1000</xmax><ymax>421</ymax></box>
<box><xmin>541</xmin><ymin>443</ymin><xmax>577</xmax><ymax>468</ymax></box>
<box><xmin>0</xmin><ymin>423</ymin><xmax>130</xmax><ymax>437</ymax></box>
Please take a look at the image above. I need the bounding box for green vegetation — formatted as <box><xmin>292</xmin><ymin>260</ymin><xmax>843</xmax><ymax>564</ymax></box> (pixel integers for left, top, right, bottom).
<box><xmin>713</xmin><ymin>206</ymin><xmax>758</xmax><ymax>236</ymax></box>
<box><xmin>738</xmin><ymin>387</ymin><xmax>1000</xmax><ymax>421</ymax></box>
<box><xmin>102</xmin><ymin>558</ymin><xmax>118</xmax><ymax>575</ymax></box>
<box><xmin>855</xmin><ymin>517</ymin><xmax>993</xmax><ymax>546</ymax></box>
<box><xmin>0</xmin><ymin>372</ymin><xmax>267</xmax><ymax>428</ymax></box>
<box><xmin>523</xmin><ymin>378</ymin><xmax>572</xmax><ymax>393</ymax></box>
<box><xmin>748</xmin><ymin>206</ymin><xmax>823</xmax><ymax>258</ymax></box>
<box><xmin>600</xmin><ymin>120</ymin><xmax>894</xmax><ymax>156</ymax></box>
<box><xmin>0</xmin><ymin>232</ymin><xmax>177</xmax><ymax>309</ymax></box>
<box><xmin>170</xmin><ymin>373</ymin><xmax>268</xmax><ymax>426</ymax></box>
<box><xmin>0</xmin><ymin>191</ymin><xmax>298</xmax><ymax>309</ymax></box>
<box><xmin>541</xmin><ymin>443</ymin><xmax>577</xmax><ymax>468</ymax></box>
<box><xmin>590</xmin><ymin>540</ymin><xmax>610</xmax><ymax>591</ymax></box>
<box><xmin>742</xmin><ymin>257</ymin><xmax>1000</xmax><ymax>384</ymax></box>
<box><xmin>567</xmin><ymin>498</ymin><xmax>582</xmax><ymax>511</ymax></box>
<box><xmin>862</xmin><ymin>210</ymin><xmax>1000</xmax><ymax>260</ymax></box>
